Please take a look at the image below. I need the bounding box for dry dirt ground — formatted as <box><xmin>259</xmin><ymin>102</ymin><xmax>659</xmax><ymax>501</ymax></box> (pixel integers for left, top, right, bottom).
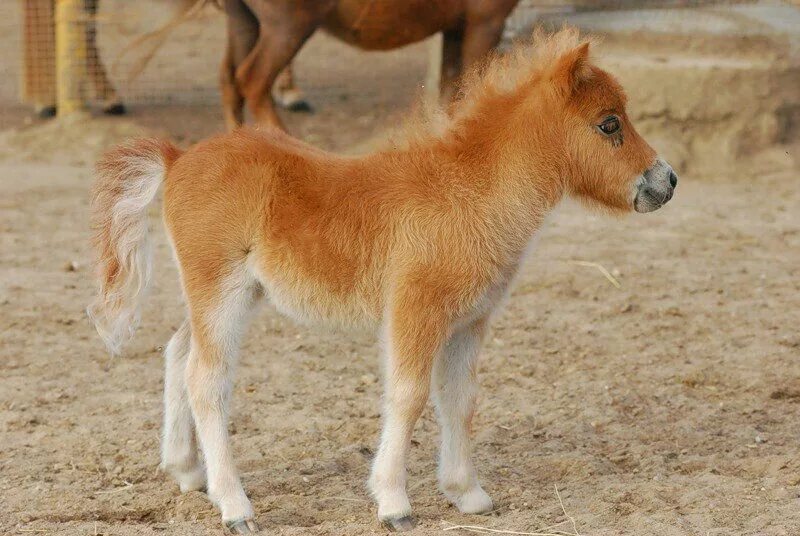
<box><xmin>2</xmin><ymin>121</ymin><xmax>800</xmax><ymax>536</ymax></box>
<box><xmin>2</xmin><ymin>4</ymin><xmax>800</xmax><ymax>536</ymax></box>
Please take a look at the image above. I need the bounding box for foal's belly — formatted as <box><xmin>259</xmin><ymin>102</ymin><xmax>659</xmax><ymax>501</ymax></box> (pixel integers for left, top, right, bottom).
<box><xmin>256</xmin><ymin>266</ymin><xmax>383</xmax><ymax>332</ymax></box>
<box><xmin>322</xmin><ymin>0</ymin><xmax>463</xmax><ymax>50</ymax></box>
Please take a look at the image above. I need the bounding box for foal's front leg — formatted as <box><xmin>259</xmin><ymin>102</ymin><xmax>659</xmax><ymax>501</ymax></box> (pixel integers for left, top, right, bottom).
<box><xmin>432</xmin><ymin>319</ymin><xmax>493</xmax><ymax>514</ymax></box>
<box><xmin>369</xmin><ymin>305</ymin><xmax>447</xmax><ymax>531</ymax></box>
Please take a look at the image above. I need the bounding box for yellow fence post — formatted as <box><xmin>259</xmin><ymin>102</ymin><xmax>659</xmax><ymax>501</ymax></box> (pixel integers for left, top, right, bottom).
<box><xmin>55</xmin><ymin>0</ymin><xmax>88</xmax><ymax>115</ymax></box>
<box><xmin>21</xmin><ymin>0</ymin><xmax>57</xmax><ymax>112</ymax></box>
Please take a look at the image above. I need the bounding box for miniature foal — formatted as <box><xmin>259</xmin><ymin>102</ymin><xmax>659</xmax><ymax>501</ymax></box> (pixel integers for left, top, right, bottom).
<box><xmin>89</xmin><ymin>29</ymin><xmax>676</xmax><ymax>533</ymax></box>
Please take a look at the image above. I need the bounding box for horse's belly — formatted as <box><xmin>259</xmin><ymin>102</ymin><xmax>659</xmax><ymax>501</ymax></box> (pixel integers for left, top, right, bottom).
<box><xmin>323</xmin><ymin>0</ymin><xmax>463</xmax><ymax>50</ymax></box>
<box><xmin>260</xmin><ymin>274</ymin><xmax>381</xmax><ymax>332</ymax></box>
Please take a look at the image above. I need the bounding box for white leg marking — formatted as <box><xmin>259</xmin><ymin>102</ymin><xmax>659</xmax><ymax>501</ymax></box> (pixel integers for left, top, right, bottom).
<box><xmin>185</xmin><ymin>269</ymin><xmax>261</xmax><ymax>524</ymax></box>
<box><xmin>368</xmin><ymin>329</ymin><xmax>431</xmax><ymax>523</ymax></box>
<box><xmin>369</xmin><ymin>382</ymin><xmax>418</xmax><ymax>521</ymax></box>
<box><xmin>432</xmin><ymin>322</ymin><xmax>493</xmax><ymax>514</ymax></box>
<box><xmin>161</xmin><ymin>319</ymin><xmax>205</xmax><ymax>493</ymax></box>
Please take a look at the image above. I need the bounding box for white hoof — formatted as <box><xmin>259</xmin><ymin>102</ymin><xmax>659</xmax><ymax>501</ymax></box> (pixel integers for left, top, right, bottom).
<box><xmin>177</xmin><ymin>466</ymin><xmax>207</xmax><ymax>493</ymax></box>
<box><xmin>373</xmin><ymin>485</ymin><xmax>413</xmax><ymax>526</ymax></box>
<box><xmin>163</xmin><ymin>461</ymin><xmax>207</xmax><ymax>493</ymax></box>
<box><xmin>214</xmin><ymin>489</ymin><xmax>255</xmax><ymax>528</ymax></box>
<box><xmin>449</xmin><ymin>485</ymin><xmax>494</xmax><ymax>515</ymax></box>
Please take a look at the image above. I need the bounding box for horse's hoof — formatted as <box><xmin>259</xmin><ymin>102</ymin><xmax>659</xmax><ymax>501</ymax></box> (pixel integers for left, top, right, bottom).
<box><xmin>36</xmin><ymin>105</ymin><xmax>57</xmax><ymax>119</ymax></box>
<box><xmin>103</xmin><ymin>102</ymin><xmax>127</xmax><ymax>115</ymax></box>
<box><xmin>450</xmin><ymin>486</ymin><xmax>494</xmax><ymax>515</ymax></box>
<box><xmin>285</xmin><ymin>99</ymin><xmax>313</xmax><ymax>113</ymax></box>
<box><xmin>179</xmin><ymin>481</ymin><xmax>207</xmax><ymax>494</ymax></box>
<box><xmin>176</xmin><ymin>467</ymin><xmax>207</xmax><ymax>494</ymax></box>
<box><xmin>382</xmin><ymin>515</ymin><xmax>417</xmax><ymax>532</ymax></box>
<box><xmin>225</xmin><ymin>518</ymin><xmax>259</xmax><ymax>534</ymax></box>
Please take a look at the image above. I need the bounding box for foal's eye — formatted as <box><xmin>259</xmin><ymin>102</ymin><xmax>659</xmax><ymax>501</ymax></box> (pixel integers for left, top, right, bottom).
<box><xmin>597</xmin><ymin>116</ymin><xmax>621</xmax><ymax>136</ymax></box>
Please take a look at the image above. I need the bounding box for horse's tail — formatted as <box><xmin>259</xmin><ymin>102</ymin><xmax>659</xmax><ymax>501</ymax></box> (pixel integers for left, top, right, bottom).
<box><xmin>88</xmin><ymin>138</ymin><xmax>182</xmax><ymax>356</ymax></box>
<box><xmin>112</xmin><ymin>0</ymin><xmax>220</xmax><ymax>82</ymax></box>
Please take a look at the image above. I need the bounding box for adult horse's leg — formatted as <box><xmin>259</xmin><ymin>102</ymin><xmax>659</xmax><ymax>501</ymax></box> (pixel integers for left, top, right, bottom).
<box><xmin>432</xmin><ymin>319</ymin><xmax>494</xmax><ymax>515</ymax></box>
<box><xmin>274</xmin><ymin>63</ymin><xmax>312</xmax><ymax>113</ymax></box>
<box><xmin>439</xmin><ymin>25</ymin><xmax>465</xmax><ymax>105</ymax></box>
<box><xmin>460</xmin><ymin>1</ymin><xmax>517</xmax><ymax>71</ymax></box>
<box><xmin>85</xmin><ymin>0</ymin><xmax>125</xmax><ymax>115</ymax></box>
<box><xmin>221</xmin><ymin>0</ymin><xmax>259</xmax><ymax>130</ymax></box>
<box><xmin>235</xmin><ymin>0</ymin><xmax>320</xmax><ymax>128</ymax></box>
<box><xmin>440</xmin><ymin>0</ymin><xmax>518</xmax><ymax>104</ymax></box>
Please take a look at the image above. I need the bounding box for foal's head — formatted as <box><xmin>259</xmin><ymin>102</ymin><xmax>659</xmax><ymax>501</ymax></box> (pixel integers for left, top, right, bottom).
<box><xmin>544</xmin><ymin>38</ymin><xmax>677</xmax><ymax>213</ymax></box>
<box><xmin>457</xmin><ymin>29</ymin><xmax>677</xmax><ymax>213</ymax></box>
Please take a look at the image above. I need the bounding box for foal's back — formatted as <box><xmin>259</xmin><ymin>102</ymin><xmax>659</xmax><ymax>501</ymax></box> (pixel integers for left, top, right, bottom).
<box><xmin>162</xmin><ymin>128</ymin><xmax>401</xmax><ymax>328</ymax></box>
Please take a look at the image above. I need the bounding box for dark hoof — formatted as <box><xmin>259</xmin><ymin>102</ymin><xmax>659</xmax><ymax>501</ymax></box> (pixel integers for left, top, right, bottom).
<box><xmin>285</xmin><ymin>100</ymin><xmax>313</xmax><ymax>113</ymax></box>
<box><xmin>225</xmin><ymin>518</ymin><xmax>259</xmax><ymax>534</ymax></box>
<box><xmin>382</xmin><ymin>515</ymin><xmax>417</xmax><ymax>532</ymax></box>
<box><xmin>37</xmin><ymin>105</ymin><xmax>57</xmax><ymax>119</ymax></box>
<box><xmin>103</xmin><ymin>102</ymin><xmax>127</xmax><ymax>115</ymax></box>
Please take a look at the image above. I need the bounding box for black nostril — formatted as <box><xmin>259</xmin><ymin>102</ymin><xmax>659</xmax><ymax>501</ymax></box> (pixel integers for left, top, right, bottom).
<box><xmin>669</xmin><ymin>170</ymin><xmax>678</xmax><ymax>188</ymax></box>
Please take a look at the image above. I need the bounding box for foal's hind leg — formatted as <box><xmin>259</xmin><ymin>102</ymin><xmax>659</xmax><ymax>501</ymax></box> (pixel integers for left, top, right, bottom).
<box><xmin>432</xmin><ymin>319</ymin><xmax>493</xmax><ymax>515</ymax></box>
<box><xmin>161</xmin><ymin>320</ymin><xmax>205</xmax><ymax>493</ymax></box>
<box><xmin>184</xmin><ymin>272</ymin><xmax>262</xmax><ymax>532</ymax></box>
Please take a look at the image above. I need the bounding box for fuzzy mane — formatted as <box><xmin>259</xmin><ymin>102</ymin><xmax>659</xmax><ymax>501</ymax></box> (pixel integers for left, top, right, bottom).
<box><xmin>454</xmin><ymin>27</ymin><xmax>595</xmax><ymax>117</ymax></box>
<box><xmin>397</xmin><ymin>27</ymin><xmax>596</xmax><ymax>145</ymax></box>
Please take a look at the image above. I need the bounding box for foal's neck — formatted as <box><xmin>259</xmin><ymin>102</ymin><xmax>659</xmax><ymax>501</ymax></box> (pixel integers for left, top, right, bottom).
<box><xmin>370</xmin><ymin>94</ymin><xmax>566</xmax><ymax>268</ymax></box>
<box><xmin>427</xmin><ymin>92</ymin><xmax>565</xmax><ymax>231</ymax></box>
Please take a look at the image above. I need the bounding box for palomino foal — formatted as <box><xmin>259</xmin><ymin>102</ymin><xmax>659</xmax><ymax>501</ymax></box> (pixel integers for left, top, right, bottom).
<box><xmin>89</xmin><ymin>29</ymin><xmax>677</xmax><ymax>533</ymax></box>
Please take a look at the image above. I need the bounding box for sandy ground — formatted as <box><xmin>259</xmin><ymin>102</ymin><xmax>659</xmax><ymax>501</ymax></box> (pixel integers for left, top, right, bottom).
<box><xmin>2</xmin><ymin>114</ymin><xmax>800</xmax><ymax>536</ymax></box>
<box><xmin>2</xmin><ymin>2</ymin><xmax>800</xmax><ymax>536</ymax></box>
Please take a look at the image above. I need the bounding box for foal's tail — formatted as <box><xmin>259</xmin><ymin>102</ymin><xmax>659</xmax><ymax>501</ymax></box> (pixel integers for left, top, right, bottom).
<box><xmin>88</xmin><ymin>138</ymin><xmax>182</xmax><ymax>356</ymax></box>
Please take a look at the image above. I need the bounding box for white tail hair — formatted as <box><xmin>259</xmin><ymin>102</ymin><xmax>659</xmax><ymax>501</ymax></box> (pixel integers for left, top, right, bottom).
<box><xmin>88</xmin><ymin>138</ymin><xmax>182</xmax><ymax>355</ymax></box>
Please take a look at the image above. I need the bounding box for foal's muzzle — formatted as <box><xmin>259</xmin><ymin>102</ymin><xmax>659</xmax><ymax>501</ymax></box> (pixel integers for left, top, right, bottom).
<box><xmin>634</xmin><ymin>158</ymin><xmax>677</xmax><ymax>213</ymax></box>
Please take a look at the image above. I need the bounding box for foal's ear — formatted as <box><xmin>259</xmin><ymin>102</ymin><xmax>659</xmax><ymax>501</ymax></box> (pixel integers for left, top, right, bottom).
<box><xmin>551</xmin><ymin>42</ymin><xmax>592</xmax><ymax>96</ymax></box>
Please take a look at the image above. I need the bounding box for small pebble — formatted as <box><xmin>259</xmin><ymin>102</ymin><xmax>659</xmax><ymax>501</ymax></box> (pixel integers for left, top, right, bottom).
<box><xmin>360</xmin><ymin>373</ymin><xmax>377</xmax><ymax>385</ymax></box>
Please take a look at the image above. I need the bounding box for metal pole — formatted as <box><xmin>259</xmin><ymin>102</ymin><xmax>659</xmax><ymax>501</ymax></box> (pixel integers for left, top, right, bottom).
<box><xmin>55</xmin><ymin>0</ymin><xmax>88</xmax><ymax>115</ymax></box>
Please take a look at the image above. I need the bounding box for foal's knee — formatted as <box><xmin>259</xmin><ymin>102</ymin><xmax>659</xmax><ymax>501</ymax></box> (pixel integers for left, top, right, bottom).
<box><xmin>184</xmin><ymin>354</ymin><xmax>229</xmax><ymax>410</ymax></box>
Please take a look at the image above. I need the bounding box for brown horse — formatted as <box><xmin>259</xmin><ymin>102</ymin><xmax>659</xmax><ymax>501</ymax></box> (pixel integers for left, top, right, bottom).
<box><xmin>221</xmin><ymin>0</ymin><xmax>521</xmax><ymax>130</ymax></box>
<box><xmin>89</xmin><ymin>29</ymin><xmax>677</xmax><ymax>533</ymax></box>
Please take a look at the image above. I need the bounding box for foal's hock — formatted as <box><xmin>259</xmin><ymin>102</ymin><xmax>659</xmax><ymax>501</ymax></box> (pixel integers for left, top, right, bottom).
<box><xmin>89</xmin><ymin>29</ymin><xmax>676</xmax><ymax>533</ymax></box>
